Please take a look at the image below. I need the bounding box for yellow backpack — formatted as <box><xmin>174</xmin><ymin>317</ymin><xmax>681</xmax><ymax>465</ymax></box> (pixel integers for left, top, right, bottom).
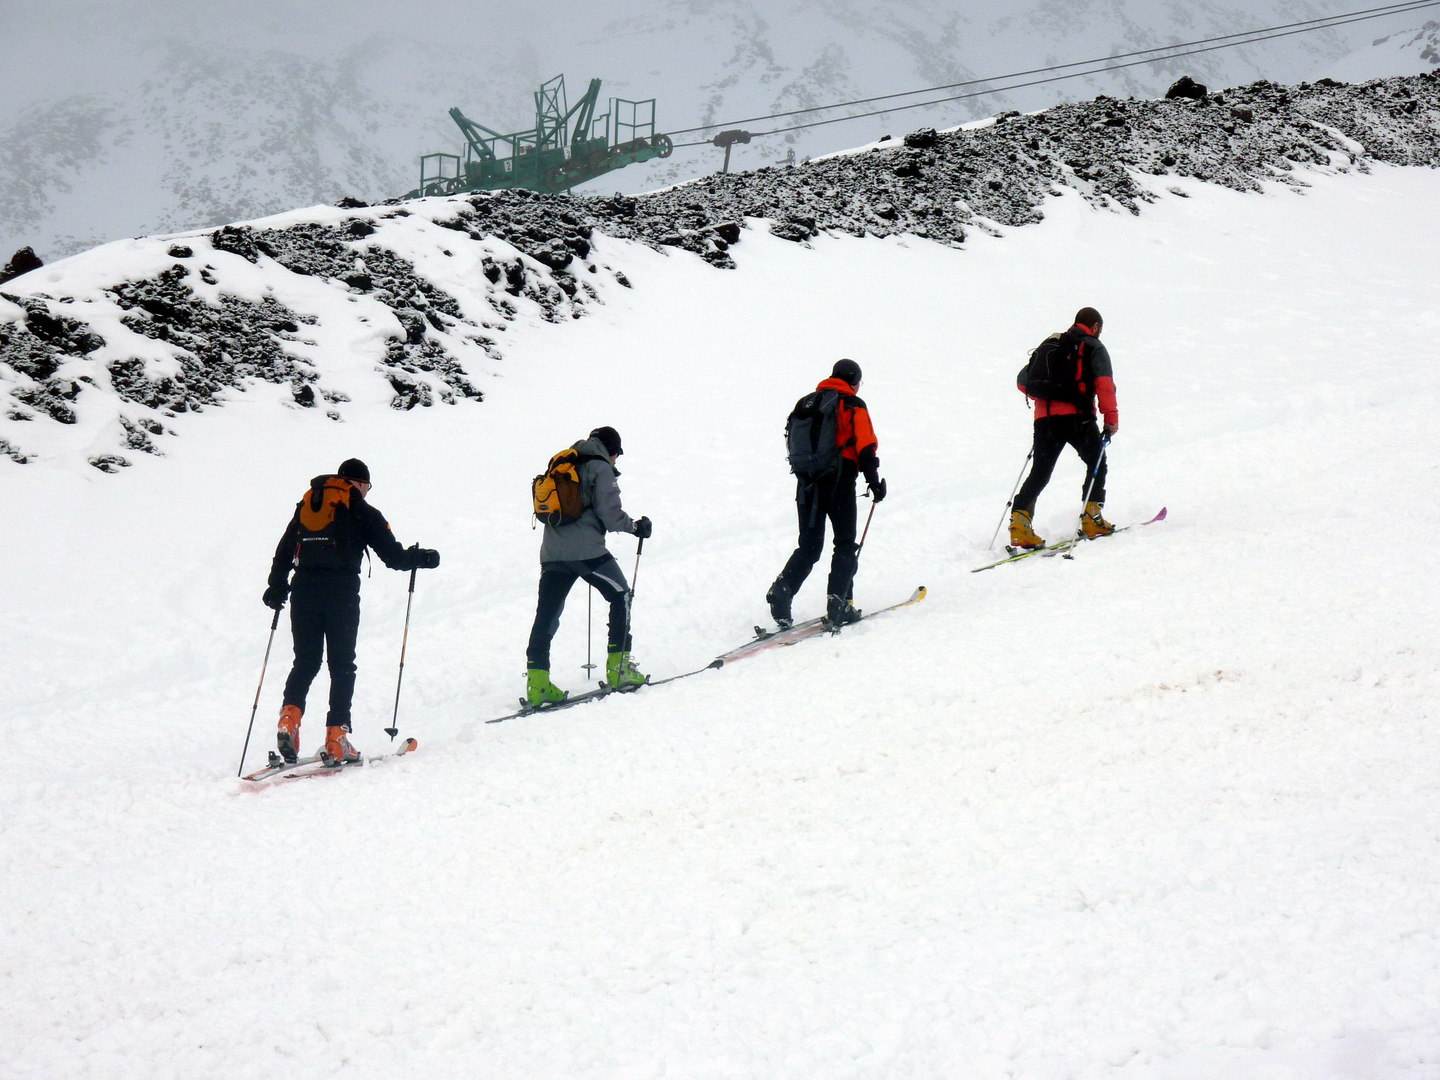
<box><xmin>532</xmin><ymin>448</ymin><xmax>607</xmax><ymax>526</ymax></box>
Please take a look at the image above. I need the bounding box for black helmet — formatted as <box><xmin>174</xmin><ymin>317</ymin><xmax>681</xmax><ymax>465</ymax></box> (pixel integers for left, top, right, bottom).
<box><xmin>831</xmin><ymin>358</ymin><xmax>862</xmax><ymax>387</ymax></box>
<box><xmin>337</xmin><ymin>457</ymin><xmax>370</xmax><ymax>483</ymax></box>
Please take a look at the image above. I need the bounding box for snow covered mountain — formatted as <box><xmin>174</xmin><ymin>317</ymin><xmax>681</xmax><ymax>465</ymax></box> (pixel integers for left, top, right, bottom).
<box><xmin>0</xmin><ymin>0</ymin><xmax>1420</xmax><ymax>261</ymax></box>
<box><xmin>1322</xmin><ymin>18</ymin><xmax>1440</xmax><ymax>79</ymax></box>
<box><xmin>4</xmin><ymin>81</ymin><xmax>1440</xmax><ymax>1079</ymax></box>
<box><xmin>4</xmin><ymin>30</ymin><xmax>1440</xmax><ymax>1070</ymax></box>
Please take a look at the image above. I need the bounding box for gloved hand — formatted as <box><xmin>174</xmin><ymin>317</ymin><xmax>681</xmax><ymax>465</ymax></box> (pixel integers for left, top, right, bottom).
<box><xmin>633</xmin><ymin>516</ymin><xmax>653</xmax><ymax>539</ymax></box>
<box><xmin>262</xmin><ymin>584</ymin><xmax>288</xmax><ymax>610</ymax></box>
<box><xmin>1103</xmin><ymin>419</ymin><xmax>1119</xmax><ymax>437</ymax></box>
<box><xmin>869</xmin><ymin>477</ymin><xmax>888</xmax><ymax>503</ymax></box>
<box><xmin>413</xmin><ymin>548</ymin><xmax>441</xmax><ymax>569</ymax></box>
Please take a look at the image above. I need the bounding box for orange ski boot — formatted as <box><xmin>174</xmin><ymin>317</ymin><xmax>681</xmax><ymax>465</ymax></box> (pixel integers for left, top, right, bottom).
<box><xmin>321</xmin><ymin>725</ymin><xmax>362</xmax><ymax>765</ymax></box>
<box><xmin>276</xmin><ymin>704</ymin><xmax>303</xmax><ymax>763</ymax></box>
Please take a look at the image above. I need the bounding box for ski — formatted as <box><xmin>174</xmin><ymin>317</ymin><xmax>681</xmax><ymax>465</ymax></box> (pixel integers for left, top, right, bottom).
<box><xmin>972</xmin><ymin>507</ymin><xmax>1167</xmax><ymax>572</ymax></box>
<box><xmin>240</xmin><ymin>738</ymin><xmax>418</xmax><ymax>785</ymax></box>
<box><xmin>713</xmin><ymin>586</ymin><xmax>928</xmax><ymax>665</ymax></box>
<box><xmin>241</xmin><ymin>751</ymin><xmax>323</xmax><ymax>783</ymax></box>
<box><xmin>481</xmin><ymin>587</ymin><xmax>927</xmax><ymax>725</ymax></box>
<box><xmin>485</xmin><ymin>681</ymin><xmax>641</xmax><ymax>724</ymax></box>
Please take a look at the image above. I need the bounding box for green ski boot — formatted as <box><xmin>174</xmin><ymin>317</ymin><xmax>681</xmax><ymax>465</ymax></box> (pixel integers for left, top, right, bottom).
<box><xmin>526</xmin><ymin>668</ymin><xmax>567</xmax><ymax>708</ymax></box>
<box><xmin>605</xmin><ymin>651</ymin><xmax>648</xmax><ymax>690</ymax></box>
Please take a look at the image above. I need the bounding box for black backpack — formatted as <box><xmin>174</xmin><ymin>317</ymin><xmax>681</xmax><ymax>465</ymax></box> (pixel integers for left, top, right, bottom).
<box><xmin>786</xmin><ymin>389</ymin><xmax>844</xmax><ymax>476</ymax></box>
<box><xmin>1018</xmin><ymin>328</ymin><xmax>1086</xmax><ymax>405</ymax></box>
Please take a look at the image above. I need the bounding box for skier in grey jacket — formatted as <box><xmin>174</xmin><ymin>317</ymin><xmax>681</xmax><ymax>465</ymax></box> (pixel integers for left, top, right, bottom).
<box><xmin>525</xmin><ymin>426</ymin><xmax>652</xmax><ymax>706</ymax></box>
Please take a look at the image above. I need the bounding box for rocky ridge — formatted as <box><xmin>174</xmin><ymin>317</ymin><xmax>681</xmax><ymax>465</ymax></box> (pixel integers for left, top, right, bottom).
<box><xmin>1</xmin><ymin>73</ymin><xmax>1437</xmax><ymax>470</ymax></box>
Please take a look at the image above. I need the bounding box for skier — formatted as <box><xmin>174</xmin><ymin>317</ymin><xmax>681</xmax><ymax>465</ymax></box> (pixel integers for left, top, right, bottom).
<box><xmin>525</xmin><ymin>426</ymin><xmax>652</xmax><ymax>707</ymax></box>
<box><xmin>766</xmin><ymin>358</ymin><xmax>886</xmax><ymax>629</ymax></box>
<box><xmin>1009</xmin><ymin>306</ymin><xmax>1119</xmax><ymax>549</ymax></box>
<box><xmin>263</xmin><ymin>458</ymin><xmax>440</xmax><ymax>763</ymax></box>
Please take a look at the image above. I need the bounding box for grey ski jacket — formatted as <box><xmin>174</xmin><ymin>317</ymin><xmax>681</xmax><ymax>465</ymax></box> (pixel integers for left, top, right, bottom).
<box><xmin>538</xmin><ymin>436</ymin><xmax>637</xmax><ymax>563</ymax></box>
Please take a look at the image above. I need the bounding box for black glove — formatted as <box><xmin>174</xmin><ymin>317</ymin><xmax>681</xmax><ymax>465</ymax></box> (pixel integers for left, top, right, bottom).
<box><xmin>633</xmin><ymin>516</ymin><xmax>653</xmax><ymax>539</ymax></box>
<box><xmin>413</xmin><ymin>548</ymin><xmax>440</xmax><ymax>569</ymax></box>
<box><xmin>869</xmin><ymin>477</ymin><xmax>887</xmax><ymax>503</ymax></box>
<box><xmin>262</xmin><ymin>584</ymin><xmax>288</xmax><ymax>610</ymax></box>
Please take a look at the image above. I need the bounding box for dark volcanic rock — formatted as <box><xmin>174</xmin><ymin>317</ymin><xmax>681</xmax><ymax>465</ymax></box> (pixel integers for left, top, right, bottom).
<box><xmin>105</xmin><ymin>265</ymin><xmax>319</xmax><ymax>419</ymax></box>
<box><xmin>1</xmin><ymin>247</ymin><xmax>44</xmax><ymax>285</ymax></box>
<box><xmin>1166</xmin><ymin>76</ymin><xmax>1208</xmax><ymax>100</ymax></box>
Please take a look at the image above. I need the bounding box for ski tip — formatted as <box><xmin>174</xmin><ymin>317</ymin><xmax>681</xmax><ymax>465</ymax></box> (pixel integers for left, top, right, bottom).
<box><xmin>1155</xmin><ymin>506</ymin><xmax>1168</xmax><ymax>521</ymax></box>
<box><xmin>707</xmin><ymin>658</ymin><xmax>725</xmax><ymax>670</ymax></box>
<box><xmin>401</xmin><ymin>738</ymin><xmax>418</xmax><ymax>753</ymax></box>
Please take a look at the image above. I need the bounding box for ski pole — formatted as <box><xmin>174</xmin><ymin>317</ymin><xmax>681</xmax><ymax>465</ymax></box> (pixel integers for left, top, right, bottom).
<box><xmin>582</xmin><ymin>586</ymin><xmax>597</xmax><ymax>682</ymax></box>
<box><xmin>1073</xmin><ymin>434</ymin><xmax>1112</xmax><ymax>539</ymax></box>
<box><xmin>624</xmin><ymin>536</ymin><xmax>645</xmax><ymax>647</ymax></box>
<box><xmin>989</xmin><ymin>445</ymin><xmax>1035</xmax><ymax>549</ymax></box>
<box><xmin>237</xmin><ymin>608</ymin><xmax>282</xmax><ymax>777</ymax></box>
<box><xmin>855</xmin><ymin>498</ymin><xmax>878</xmax><ymax>560</ymax></box>
<box><xmin>385</xmin><ymin>560</ymin><xmax>419</xmax><ymax>740</ymax></box>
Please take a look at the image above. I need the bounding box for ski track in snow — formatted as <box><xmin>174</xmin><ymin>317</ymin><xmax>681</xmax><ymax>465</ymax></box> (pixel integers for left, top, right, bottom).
<box><xmin>2</xmin><ymin>169</ymin><xmax>1440</xmax><ymax>1074</ymax></box>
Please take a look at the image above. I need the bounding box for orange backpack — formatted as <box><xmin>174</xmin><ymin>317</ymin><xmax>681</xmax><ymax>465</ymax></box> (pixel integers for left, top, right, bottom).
<box><xmin>296</xmin><ymin>476</ymin><xmax>354</xmax><ymax>559</ymax></box>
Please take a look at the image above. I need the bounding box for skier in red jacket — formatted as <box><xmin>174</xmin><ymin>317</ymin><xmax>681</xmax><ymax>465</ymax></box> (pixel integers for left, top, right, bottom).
<box><xmin>1010</xmin><ymin>306</ymin><xmax>1119</xmax><ymax>548</ymax></box>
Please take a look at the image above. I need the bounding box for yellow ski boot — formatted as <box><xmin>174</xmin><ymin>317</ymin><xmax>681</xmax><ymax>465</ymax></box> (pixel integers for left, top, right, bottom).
<box><xmin>1080</xmin><ymin>501</ymin><xmax>1115</xmax><ymax>538</ymax></box>
<box><xmin>1008</xmin><ymin>509</ymin><xmax>1044</xmax><ymax>550</ymax></box>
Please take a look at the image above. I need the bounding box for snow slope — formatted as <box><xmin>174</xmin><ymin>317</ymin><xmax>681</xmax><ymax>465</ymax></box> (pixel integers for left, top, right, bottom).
<box><xmin>3</xmin><ymin>168</ymin><xmax>1440</xmax><ymax>1075</ymax></box>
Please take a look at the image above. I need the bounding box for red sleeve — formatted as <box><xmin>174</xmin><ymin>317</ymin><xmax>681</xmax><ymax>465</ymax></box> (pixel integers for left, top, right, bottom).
<box><xmin>1095</xmin><ymin>375</ymin><xmax>1118</xmax><ymax>428</ymax></box>
<box><xmin>850</xmin><ymin>402</ymin><xmax>877</xmax><ymax>457</ymax></box>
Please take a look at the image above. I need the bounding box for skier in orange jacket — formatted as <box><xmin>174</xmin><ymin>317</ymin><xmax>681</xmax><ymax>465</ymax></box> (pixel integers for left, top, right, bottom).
<box><xmin>766</xmin><ymin>359</ymin><xmax>886</xmax><ymax>628</ymax></box>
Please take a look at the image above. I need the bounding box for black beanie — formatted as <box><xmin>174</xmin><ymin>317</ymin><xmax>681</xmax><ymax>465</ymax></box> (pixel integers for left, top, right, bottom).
<box><xmin>337</xmin><ymin>457</ymin><xmax>370</xmax><ymax>483</ymax></box>
<box><xmin>831</xmin><ymin>358</ymin><xmax>862</xmax><ymax>387</ymax></box>
<box><xmin>589</xmin><ymin>426</ymin><xmax>623</xmax><ymax>457</ymax></box>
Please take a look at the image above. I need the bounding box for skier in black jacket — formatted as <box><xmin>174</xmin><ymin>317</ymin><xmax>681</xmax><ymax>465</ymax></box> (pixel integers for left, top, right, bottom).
<box><xmin>263</xmin><ymin>458</ymin><xmax>439</xmax><ymax>763</ymax></box>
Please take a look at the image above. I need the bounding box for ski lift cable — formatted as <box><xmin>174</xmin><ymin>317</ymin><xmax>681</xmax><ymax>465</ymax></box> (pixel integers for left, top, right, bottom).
<box><xmin>667</xmin><ymin>0</ymin><xmax>1437</xmax><ymax>138</ymax></box>
<box><xmin>665</xmin><ymin>0</ymin><xmax>1440</xmax><ymax>147</ymax></box>
<box><xmin>747</xmin><ymin>1</ymin><xmax>1440</xmax><ymax>142</ymax></box>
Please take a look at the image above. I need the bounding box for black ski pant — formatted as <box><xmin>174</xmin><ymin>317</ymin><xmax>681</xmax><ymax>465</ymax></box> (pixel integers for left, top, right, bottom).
<box><xmin>1015</xmin><ymin>414</ymin><xmax>1108</xmax><ymax>515</ymax></box>
<box><xmin>774</xmin><ymin>463</ymin><xmax>859</xmax><ymax>602</ymax></box>
<box><xmin>526</xmin><ymin>554</ymin><xmax>631</xmax><ymax>671</ymax></box>
<box><xmin>282</xmin><ymin>570</ymin><xmax>361</xmax><ymax>731</ymax></box>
